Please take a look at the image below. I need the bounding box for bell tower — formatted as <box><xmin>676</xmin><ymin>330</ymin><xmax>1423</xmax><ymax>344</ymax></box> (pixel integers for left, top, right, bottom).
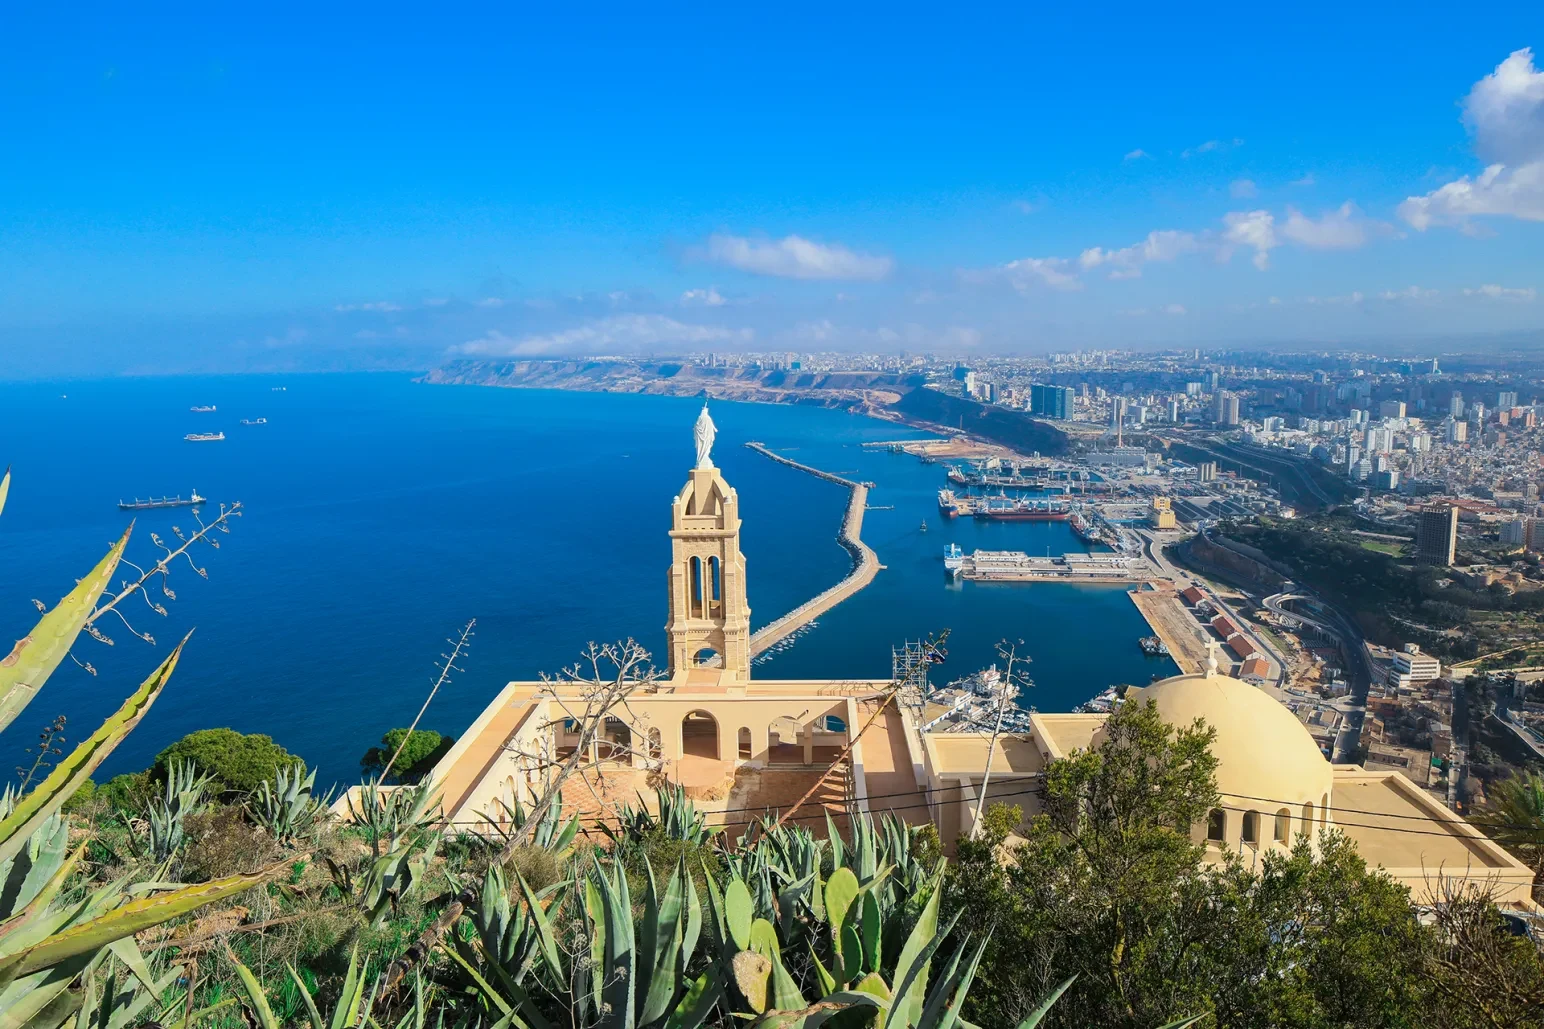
<box><xmin>665</xmin><ymin>406</ymin><xmax>751</xmax><ymax>682</ymax></box>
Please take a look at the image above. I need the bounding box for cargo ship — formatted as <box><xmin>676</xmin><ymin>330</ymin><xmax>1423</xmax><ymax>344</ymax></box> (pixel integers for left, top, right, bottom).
<box><xmin>938</xmin><ymin>489</ymin><xmax>1070</xmax><ymax>520</ymax></box>
<box><xmin>943</xmin><ymin>543</ymin><xmax>965</xmax><ymax>577</ymax></box>
<box><xmin>119</xmin><ymin>491</ymin><xmax>206</xmax><ymax>511</ymax></box>
<box><xmin>184</xmin><ymin>432</ymin><xmax>225</xmax><ymax>442</ymax></box>
<box><xmin>240</xmin><ymin>417</ymin><xmax>267</xmax><ymax>425</ymax></box>
<box><xmin>190</xmin><ymin>405</ymin><xmax>216</xmax><ymax>412</ymax></box>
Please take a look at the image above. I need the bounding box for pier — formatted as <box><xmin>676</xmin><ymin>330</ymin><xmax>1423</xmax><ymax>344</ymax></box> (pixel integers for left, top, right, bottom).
<box><xmin>744</xmin><ymin>443</ymin><xmax>879</xmax><ymax>654</ymax></box>
<box><xmin>951</xmin><ymin>548</ymin><xmax>1145</xmax><ymax>583</ymax></box>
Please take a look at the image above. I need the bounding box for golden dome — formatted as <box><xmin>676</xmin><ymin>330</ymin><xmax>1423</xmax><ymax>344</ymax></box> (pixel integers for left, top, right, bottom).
<box><xmin>1115</xmin><ymin>668</ymin><xmax>1333</xmax><ymax>811</ymax></box>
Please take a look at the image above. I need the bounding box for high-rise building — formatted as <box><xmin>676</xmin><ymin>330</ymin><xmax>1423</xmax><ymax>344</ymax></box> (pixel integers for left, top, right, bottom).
<box><xmin>1168</xmin><ymin>398</ymin><xmax>1181</xmax><ymax>422</ymax></box>
<box><xmin>1415</xmin><ymin>505</ymin><xmax>1459</xmax><ymax>566</ymax></box>
<box><xmin>1498</xmin><ymin>390</ymin><xmax>1518</xmax><ymax>410</ymax></box>
<box><xmin>1221</xmin><ymin>394</ymin><xmax>1240</xmax><ymax>426</ymax></box>
<box><xmin>1502</xmin><ymin>518</ymin><xmax>1529</xmax><ymax>547</ymax></box>
<box><xmin>1378</xmin><ymin>399</ymin><xmax>1406</xmax><ymax>419</ymax></box>
<box><xmin>1029</xmin><ymin>383</ymin><xmax>1075</xmax><ymax>420</ymax></box>
<box><xmin>1208</xmin><ymin>370</ymin><xmax>1220</xmax><ymax>392</ymax></box>
<box><xmin>1197</xmin><ymin>461</ymin><xmax>1217</xmax><ymax>483</ymax></box>
<box><xmin>1446</xmin><ymin>419</ymin><xmax>1468</xmax><ymax>443</ymax></box>
<box><xmin>1449</xmin><ymin>393</ymin><xmax>1464</xmax><ymax>419</ymax></box>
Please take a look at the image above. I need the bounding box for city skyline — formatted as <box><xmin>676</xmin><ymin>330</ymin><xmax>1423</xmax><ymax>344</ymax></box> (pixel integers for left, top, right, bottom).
<box><xmin>2</xmin><ymin>7</ymin><xmax>1543</xmax><ymax>376</ymax></box>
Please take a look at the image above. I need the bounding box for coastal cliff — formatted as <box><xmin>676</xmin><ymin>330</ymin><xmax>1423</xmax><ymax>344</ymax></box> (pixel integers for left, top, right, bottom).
<box><xmin>422</xmin><ymin>358</ymin><xmax>1071</xmax><ymax>456</ymax></box>
<box><xmin>423</xmin><ymin>358</ymin><xmax>915</xmax><ymax>411</ymax></box>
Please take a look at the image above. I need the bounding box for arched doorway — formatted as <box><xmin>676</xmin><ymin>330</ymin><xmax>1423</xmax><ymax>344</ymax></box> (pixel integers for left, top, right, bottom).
<box><xmin>768</xmin><ymin>715</ymin><xmax>803</xmax><ymax>764</ymax></box>
<box><xmin>681</xmin><ymin>710</ymin><xmax>720</xmax><ymax>760</ymax></box>
<box><xmin>737</xmin><ymin>727</ymin><xmax>753</xmax><ymax>759</ymax></box>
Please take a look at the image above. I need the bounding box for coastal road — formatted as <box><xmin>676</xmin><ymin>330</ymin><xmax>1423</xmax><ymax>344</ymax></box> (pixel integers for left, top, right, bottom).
<box><xmin>1262</xmin><ymin>589</ymin><xmax>1373</xmax><ymax>762</ymax></box>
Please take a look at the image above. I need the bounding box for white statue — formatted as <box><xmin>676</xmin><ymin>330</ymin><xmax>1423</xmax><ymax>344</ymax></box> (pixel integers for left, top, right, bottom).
<box><xmin>694</xmin><ymin>403</ymin><xmax>717</xmax><ymax>469</ymax></box>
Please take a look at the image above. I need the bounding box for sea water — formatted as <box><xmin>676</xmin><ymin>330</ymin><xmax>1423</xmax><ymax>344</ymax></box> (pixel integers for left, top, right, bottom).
<box><xmin>0</xmin><ymin>373</ymin><xmax>1174</xmax><ymax>785</ymax></box>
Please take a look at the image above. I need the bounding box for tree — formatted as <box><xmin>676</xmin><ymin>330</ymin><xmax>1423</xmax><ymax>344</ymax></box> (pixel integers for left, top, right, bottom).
<box><xmin>1473</xmin><ymin>771</ymin><xmax>1544</xmax><ymax>882</ymax></box>
<box><xmin>359</xmin><ymin>728</ymin><xmax>455</xmax><ymax>783</ymax></box>
<box><xmin>154</xmin><ymin>727</ymin><xmax>299</xmax><ymax>795</ymax></box>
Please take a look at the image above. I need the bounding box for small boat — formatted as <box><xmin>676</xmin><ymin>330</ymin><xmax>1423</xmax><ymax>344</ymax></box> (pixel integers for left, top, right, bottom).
<box><xmin>919</xmin><ymin>520</ymin><xmax>928</xmax><ymax>533</ymax></box>
<box><xmin>240</xmin><ymin>417</ymin><xmax>267</xmax><ymax>426</ymax></box>
<box><xmin>184</xmin><ymin>432</ymin><xmax>225</xmax><ymax>442</ymax></box>
<box><xmin>271</xmin><ymin>386</ymin><xmax>287</xmax><ymax>392</ymax></box>
<box><xmin>190</xmin><ymin>405</ymin><xmax>216</xmax><ymax>413</ymax></box>
<box><xmin>119</xmin><ymin>491</ymin><xmax>206</xmax><ymax>511</ymax></box>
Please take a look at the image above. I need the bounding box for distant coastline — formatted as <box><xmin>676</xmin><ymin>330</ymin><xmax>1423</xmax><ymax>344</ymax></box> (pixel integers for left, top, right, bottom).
<box><xmin>421</xmin><ymin>357</ymin><xmax>1073</xmax><ymax>457</ymax></box>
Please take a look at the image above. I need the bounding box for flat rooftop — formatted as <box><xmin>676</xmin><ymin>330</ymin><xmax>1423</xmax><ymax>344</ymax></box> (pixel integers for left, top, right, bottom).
<box><xmin>1332</xmin><ymin>773</ymin><xmax>1510</xmax><ymax>872</ymax></box>
<box><xmin>928</xmin><ymin>734</ymin><xmax>1044</xmax><ymax>776</ymax></box>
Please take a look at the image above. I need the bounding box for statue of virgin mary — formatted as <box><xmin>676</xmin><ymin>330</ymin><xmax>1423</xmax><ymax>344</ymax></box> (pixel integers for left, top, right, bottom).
<box><xmin>693</xmin><ymin>403</ymin><xmax>717</xmax><ymax>469</ymax></box>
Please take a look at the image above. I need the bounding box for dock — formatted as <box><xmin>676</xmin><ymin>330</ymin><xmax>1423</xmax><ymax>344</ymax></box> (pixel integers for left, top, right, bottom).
<box><xmin>952</xmin><ymin>549</ymin><xmax>1145</xmax><ymax>583</ymax></box>
<box><xmin>744</xmin><ymin>443</ymin><xmax>879</xmax><ymax>653</ymax></box>
<box><xmin>1128</xmin><ymin>589</ymin><xmax>1207</xmax><ymax>673</ymax></box>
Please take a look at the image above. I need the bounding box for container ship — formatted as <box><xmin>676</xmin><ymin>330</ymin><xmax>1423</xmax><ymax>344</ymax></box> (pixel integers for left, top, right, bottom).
<box><xmin>190</xmin><ymin>405</ymin><xmax>216</xmax><ymax>412</ymax></box>
<box><xmin>119</xmin><ymin>491</ymin><xmax>205</xmax><ymax>511</ymax></box>
<box><xmin>184</xmin><ymin>432</ymin><xmax>225</xmax><ymax>442</ymax></box>
<box><xmin>240</xmin><ymin>417</ymin><xmax>267</xmax><ymax>425</ymax></box>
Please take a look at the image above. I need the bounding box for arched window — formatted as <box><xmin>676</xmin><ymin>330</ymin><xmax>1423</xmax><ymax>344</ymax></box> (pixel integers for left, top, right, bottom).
<box><xmin>1274</xmin><ymin>808</ymin><xmax>1291</xmax><ymax>843</ymax></box>
<box><xmin>708</xmin><ymin>556</ymin><xmax>721</xmax><ymax>606</ymax></box>
<box><xmin>681</xmin><ymin>710</ymin><xmax>719</xmax><ymax>760</ymax></box>
<box><xmin>646</xmin><ymin>727</ymin><xmax>662</xmax><ymax>762</ymax></box>
<box><xmin>738</xmin><ymin>727</ymin><xmax>752</xmax><ymax>759</ymax></box>
<box><xmin>1302</xmin><ymin>801</ymin><xmax>1315</xmax><ymax>833</ymax></box>
<box><xmin>689</xmin><ymin>557</ymin><xmax>703</xmax><ymax>617</ymax></box>
<box><xmin>1241</xmin><ymin>810</ymin><xmax>1259</xmax><ymax>845</ymax></box>
<box><xmin>1206</xmin><ymin>809</ymin><xmax>1226</xmax><ymax>842</ymax></box>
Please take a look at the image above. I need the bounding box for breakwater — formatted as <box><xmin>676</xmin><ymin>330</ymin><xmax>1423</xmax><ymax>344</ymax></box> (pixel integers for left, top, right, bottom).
<box><xmin>744</xmin><ymin>442</ymin><xmax>879</xmax><ymax>654</ymax></box>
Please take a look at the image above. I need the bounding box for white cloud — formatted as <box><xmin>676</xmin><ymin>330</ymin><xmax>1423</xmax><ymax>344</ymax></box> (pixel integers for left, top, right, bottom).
<box><xmin>1124</xmin><ymin>149</ymin><xmax>1150</xmax><ymax>161</ymax></box>
<box><xmin>701</xmin><ymin>233</ymin><xmax>893</xmax><ymax>281</ymax></box>
<box><xmin>423</xmin><ymin>297</ymin><xmax>449</xmax><ymax>307</ymax></box>
<box><xmin>1182</xmin><ymin>137</ymin><xmax>1242</xmax><ymax>159</ymax></box>
<box><xmin>455</xmin><ymin>314</ymin><xmax>752</xmax><ymax>357</ymax></box>
<box><xmin>1378</xmin><ymin>286</ymin><xmax>1437</xmax><ymax>301</ymax></box>
<box><xmin>1290</xmin><ymin>173</ymin><xmax>1316</xmax><ymax>187</ymax></box>
<box><xmin>1229</xmin><ymin>179</ymin><xmax>1258</xmax><ymax>199</ymax></box>
<box><xmin>476</xmin><ymin>297</ymin><xmax>506</xmax><ymax>308</ymax></box>
<box><xmin>680</xmin><ymin>287</ymin><xmax>727</xmax><ymax>307</ymax></box>
<box><xmin>1400</xmin><ymin>49</ymin><xmax>1544</xmax><ymax>229</ymax></box>
<box><xmin>1222</xmin><ymin>209</ymin><xmax>1278</xmax><ymax>269</ymax></box>
<box><xmin>1079</xmin><ymin>230</ymin><xmax>1201</xmax><ymax>279</ymax></box>
<box><xmin>1464</xmin><ymin>284</ymin><xmax>1537</xmax><ymax>300</ymax></box>
<box><xmin>334</xmin><ymin>301</ymin><xmax>401</xmax><ymax>313</ymax></box>
<box><xmin>1163</xmin><ymin>303</ymin><xmax>1187</xmax><ymax>315</ymax></box>
<box><xmin>994</xmin><ymin>256</ymin><xmax>1083</xmax><ymax>292</ymax></box>
<box><xmin>1280</xmin><ymin>202</ymin><xmax>1376</xmax><ymax>249</ymax></box>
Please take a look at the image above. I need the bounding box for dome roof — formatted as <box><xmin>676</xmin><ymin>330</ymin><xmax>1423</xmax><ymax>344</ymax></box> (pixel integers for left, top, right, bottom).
<box><xmin>1117</xmin><ymin>668</ymin><xmax>1333</xmax><ymax>809</ymax></box>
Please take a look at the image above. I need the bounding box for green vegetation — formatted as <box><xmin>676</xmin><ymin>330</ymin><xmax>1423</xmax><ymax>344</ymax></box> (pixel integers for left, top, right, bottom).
<box><xmin>358</xmin><ymin>728</ymin><xmax>456</xmax><ymax>782</ymax></box>
<box><xmin>1223</xmin><ymin>514</ymin><xmax>1544</xmax><ymax>661</ymax></box>
<box><xmin>156</xmin><ymin>727</ymin><xmax>302</xmax><ymax>795</ymax></box>
<box><xmin>1358</xmin><ymin>538</ymin><xmax>1405</xmax><ymax>556</ymax></box>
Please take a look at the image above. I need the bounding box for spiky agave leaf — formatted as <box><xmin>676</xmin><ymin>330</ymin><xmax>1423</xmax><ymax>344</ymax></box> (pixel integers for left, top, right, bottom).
<box><xmin>0</xmin><ymin>526</ymin><xmax>131</xmax><ymax>733</ymax></box>
<box><xmin>0</xmin><ymin>636</ymin><xmax>188</xmax><ymax>867</ymax></box>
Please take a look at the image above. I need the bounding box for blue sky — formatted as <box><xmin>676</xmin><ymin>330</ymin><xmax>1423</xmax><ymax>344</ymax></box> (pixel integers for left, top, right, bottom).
<box><xmin>3</xmin><ymin>5</ymin><xmax>1543</xmax><ymax>374</ymax></box>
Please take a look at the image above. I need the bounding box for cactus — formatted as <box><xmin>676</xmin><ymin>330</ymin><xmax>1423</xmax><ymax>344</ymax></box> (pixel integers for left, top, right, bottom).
<box><xmin>249</xmin><ymin>762</ymin><xmax>333</xmax><ymax>846</ymax></box>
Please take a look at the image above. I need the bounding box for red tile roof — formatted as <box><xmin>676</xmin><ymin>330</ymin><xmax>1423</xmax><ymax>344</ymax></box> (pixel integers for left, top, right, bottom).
<box><xmin>1225</xmin><ymin>633</ymin><xmax>1259</xmax><ymax>660</ymax></box>
<box><xmin>1211</xmin><ymin>615</ymin><xmax>1240</xmax><ymax>637</ymax></box>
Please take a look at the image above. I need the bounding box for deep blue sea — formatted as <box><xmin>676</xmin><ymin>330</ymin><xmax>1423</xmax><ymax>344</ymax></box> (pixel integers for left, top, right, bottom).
<box><xmin>0</xmin><ymin>374</ymin><xmax>1174</xmax><ymax>786</ymax></box>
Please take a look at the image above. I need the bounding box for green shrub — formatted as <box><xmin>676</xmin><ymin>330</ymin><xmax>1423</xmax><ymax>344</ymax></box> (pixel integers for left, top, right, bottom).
<box><xmin>97</xmin><ymin>769</ymin><xmax>156</xmax><ymax>813</ymax></box>
<box><xmin>154</xmin><ymin>728</ymin><xmax>300</xmax><ymax>795</ymax></box>
<box><xmin>359</xmin><ymin>728</ymin><xmax>455</xmax><ymax>782</ymax></box>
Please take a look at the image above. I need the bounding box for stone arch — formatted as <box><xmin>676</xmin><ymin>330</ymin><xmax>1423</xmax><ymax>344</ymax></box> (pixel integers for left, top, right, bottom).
<box><xmin>768</xmin><ymin>714</ymin><xmax>804</xmax><ymax>765</ymax></box>
<box><xmin>681</xmin><ymin>709</ymin><xmax>720</xmax><ymax>760</ymax></box>
<box><xmin>1302</xmin><ymin>800</ymin><xmax>1315</xmax><ymax>834</ymax></box>
<box><xmin>1206</xmin><ymin>808</ymin><xmax>1226</xmax><ymax>843</ymax></box>
<box><xmin>1241</xmin><ymin>810</ymin><xmax>1259</xmax><ymax>845</ymax></box>
<box><xmin>646</xmin><ymin>727</ymin><xmax>663</xmax><ymax>762</ymax></box>
<box><xmin>738</xmin><ymin>727</ymin><xmax>753</xmax><ymax>759</ymax></box>
<box><xmin>1274</xmin><ymin>807</ymin><xmax>1291</xmax><ymax>843</ymax></box>
<box><xmin>689</xmin><ymin>556</ymin><xmax>704</xmax><ymax>618</ymax></box>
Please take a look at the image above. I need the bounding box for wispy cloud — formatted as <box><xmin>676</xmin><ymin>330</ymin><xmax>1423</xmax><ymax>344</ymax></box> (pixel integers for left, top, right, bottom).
<box><xmin>334</xmin><ymin>301</ymin><xmax>401</xmax><ymax>313</ymax></box>
<box><xmin>1229</xmin><ymin>179</ymin><xmax>1258</xmax><ymax>199</ymax></box>
<box><xmin>994</xmin><ymin>256</ymin><xmax>1083</xmax><ymax>292</ymax></box>
<box><xmin>455</xmin><ymin>314</ymin><xmax>753</xmax><ymax>357</ymax></box>
<box><xmin>1079</xmin><ymin>230</ymin><xmax>1201</xmax><ymax>279</ymax></box>
<box><xmin>1181</xmin><ymin>137</ymin><xmax>1243</xmax><ymax>159</ymax></box>
<box><xmin>700</xmin><ymin>233</ymin><xmax>893</xmax><ymax>281</ymax></box>
<box><xmin>1124</xmin><ymin>148</ymin><xmax>1150</xmax><ymax>161</ymax></box>
<box><xmin>680</xmin><ymin>287</ymin><xmax>727</xmax><ymax>307</ymax></box>
<box><xmin>1400</xmin><ymin>49</ymin><xmax>1544</xmax><ymax>230</ymax></box>
<box><xmin>1464</xmin><ymin>284</ymin><xmax>1537</xmax><ymax>300</ymax></box>
<box><xmin>1280</xmin><ymin>202</ymin><xmax>1382</xmax><ymax>249</ymax></box>
<box><xmin>1289</xmin><ymin>173</ymin><xmax>1316</xmax><ymax>187</ymax></box>
<box><xmin>1378</xmin><ymin>286</ymin><xmax>1437</xmax><ymax>301</ymax></box>
<box><xmin>1222</xmin><ymin>209</ymin><xmax>1278</xmax><ymax>269</ymax></box>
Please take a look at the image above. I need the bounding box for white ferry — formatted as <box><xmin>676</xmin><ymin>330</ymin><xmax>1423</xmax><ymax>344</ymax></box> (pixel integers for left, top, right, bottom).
<box><xmin>184</xmin><ymin>432</ymin><xmax>225</xmax><ymax>442</ymax></box>
<box><xmin>943</xmin><ymin>543</ymin><xmax>965</xmax><ymax>577</ymax></box>
<box><xmin>240</xmin><ymin>417</ymin><xmax>267</xmax><ymax>425</ymax></box>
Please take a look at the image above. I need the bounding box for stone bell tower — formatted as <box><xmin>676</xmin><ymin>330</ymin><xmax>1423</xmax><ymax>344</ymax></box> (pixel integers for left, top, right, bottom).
<box><xmin>665</xmin><ymin>405</ymin><xmax>751</xmax><ymax>682</ymax></box>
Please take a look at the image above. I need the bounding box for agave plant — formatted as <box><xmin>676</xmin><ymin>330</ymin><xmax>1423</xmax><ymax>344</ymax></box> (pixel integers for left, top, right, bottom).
<box><xmin>0</xmin><ymin>468</ymin><xmax>280</xmax><ymax>1028</ymax></box>
<box><xmin>124</xmin><ymin>759</ymin><xmax>215</xmax><ymax>862</ymax></box>
<box><xmin>602</xmin><ymin>782</ymin><xmax>721</xmax><ymax>852</ymax></box>
<box><xmin>452</xmin><ymin>852</ymin><xmax>723</xmax><ymax>1029</ymax></box>
<box><xmin>332</xmin><ymin>778</ymin><xmax>444</xmax><ymax>926</ymax></box>
<box><xmin>249</xmin><ymin>762</ymin><xmax>333</xmax><ymax>846</ymax></box>
<box><xmin>224</xmin><ymin>942</ymin><xmax>472</xmax><ymax>1029</ymax></box>
<box><xmin>475</xmin><ymin>791</ymin><xmax>580</xmax><ymax>859</ymax></box>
